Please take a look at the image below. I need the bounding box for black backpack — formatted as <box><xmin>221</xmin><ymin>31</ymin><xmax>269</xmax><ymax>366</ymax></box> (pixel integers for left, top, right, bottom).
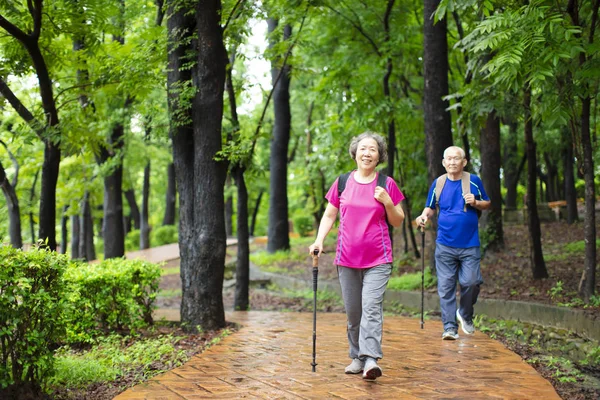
<box><xmin>337</xmin><ymin>171</ymin><xmax>394</xmax><ymax>244</ymax></box>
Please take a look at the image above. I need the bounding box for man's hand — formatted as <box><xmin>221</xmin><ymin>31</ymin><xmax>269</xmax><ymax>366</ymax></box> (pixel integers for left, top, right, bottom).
<box><xmin>463</xmin><ymin>193</ymin><xmax>477</xmax><ymax>207</ymax></box>
<box><xmin>416</xmin><ymin>215</ymin><xmax>428</xmax><ymax>228</ymax></box>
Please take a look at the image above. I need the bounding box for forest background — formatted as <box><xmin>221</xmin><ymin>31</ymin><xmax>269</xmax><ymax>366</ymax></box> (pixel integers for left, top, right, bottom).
<box><xmin>0</xmin><ymin>0</ymin><xmax>599</xmax><ymax>331</ymax></box>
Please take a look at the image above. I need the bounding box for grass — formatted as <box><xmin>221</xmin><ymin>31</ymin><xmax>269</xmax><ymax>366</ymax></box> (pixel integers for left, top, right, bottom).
<box><xmin>250</xmin><ymin>249</ymin><xmax>307</xmax><ymax>266</ymax></box>
<box><xmin>161</xmin><ymin>266</ymin><xmax>180</xmax><ymax>276</ymax></box>
<box><xmin>158</xmin><ymin>288</ymin><xmax>181</xmax><ymax>298</ymax></box>
<box><xmin>50</xmin><ymin>333</ymin><xmax>188</xmax><ymax>390</ymax></box>
<box><xmin>388</xmin><ymin>268</ymin><xmax>436</xmax><ymax>291</ymax></box>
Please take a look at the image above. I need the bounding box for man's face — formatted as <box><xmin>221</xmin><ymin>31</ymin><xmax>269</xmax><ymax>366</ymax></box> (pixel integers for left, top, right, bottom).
<box><xmin>442</xmin><ymin>149</ymin><xmax>466</xmax><ymax>173</ymax></box>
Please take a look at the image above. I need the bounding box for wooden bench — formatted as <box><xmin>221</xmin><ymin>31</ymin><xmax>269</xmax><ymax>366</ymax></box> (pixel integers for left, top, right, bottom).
<box><xmin>548</xmin><ymin>200</ymin><xmax>567</xmax><ymax>220</ymax></box>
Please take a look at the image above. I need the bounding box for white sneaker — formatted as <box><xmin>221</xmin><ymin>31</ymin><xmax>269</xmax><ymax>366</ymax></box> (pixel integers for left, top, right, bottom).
<box><xmin>456</xmin><ymin>309</ymin><xmax>475</xmax><ymax>335</ymax></box>
<box><xmin>362</xmin><ymin>357</ymin><xmax>382</xmax><ymax>380</ymax></box>
<box><xmin>344</xmin><ymin>358</ymin><xmax>364</xmax><ymax>374</ymax></box>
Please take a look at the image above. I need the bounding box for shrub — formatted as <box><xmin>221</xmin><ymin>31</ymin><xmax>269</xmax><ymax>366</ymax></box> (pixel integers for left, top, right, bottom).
<box><xmin>64</xmin><ymin>258</ymin><xmax>162</xmax><ymax>343</ymax></box>
<box><xmin>292</xmin><ymin>215</ymin><xmax>313</xmax><ymax>237</ymax></box>
<box><xmin>125</xmin><ymin>229</ymin><xmax>141</xmax><ymax>251</ymax></box>
<box><xmin>0</xmin><ymin>245</ymin><xmax>70</xmax><ymax>395</ymax></box>
<box><xmin>151</xmin><ymin>225</ymin><xmax>178</xmax><ymax>246</ymax></box>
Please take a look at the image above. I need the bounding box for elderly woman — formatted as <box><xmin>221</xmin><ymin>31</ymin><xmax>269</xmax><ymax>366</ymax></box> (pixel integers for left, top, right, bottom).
<box><xmin>309</xmin><ymin>131</ymin><xmax>405</xmax><ymax>380</ymax></box>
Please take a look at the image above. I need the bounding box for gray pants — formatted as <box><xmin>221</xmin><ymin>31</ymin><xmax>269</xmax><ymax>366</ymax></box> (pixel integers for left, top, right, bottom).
<box><xmin>337</xmin><ymin>264</ymin><xmax>392</xmax><ymax>361</ymax></box>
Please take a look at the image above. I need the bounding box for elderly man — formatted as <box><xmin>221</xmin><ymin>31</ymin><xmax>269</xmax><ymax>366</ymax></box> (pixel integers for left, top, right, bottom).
<box><xmin>416</xmin><ymin>146</ymin><xmax>491</xmax><ymax>340</ymax></box>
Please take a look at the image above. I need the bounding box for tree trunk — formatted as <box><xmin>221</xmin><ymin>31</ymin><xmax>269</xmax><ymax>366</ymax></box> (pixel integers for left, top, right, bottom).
<box><xmin>140</xmin><ymin>162</ymin><xmax>151</xmax><ymax>249</ymax></box>
<box><xmin>124</xmin><ymin>189</ymin><xmax>141</xmax><ymax>230</ymax></box>
<box><xmin>562</xmin><ymin>127</ymin><xmax>578</xmax><ymax>224</ymax></box>
<box><xmin>225</xmin><ymin>174</ymin><xmax>234</xmax><ymax>237</ymax></box>
<box><xmin>60</xmin><ymin>205</ymin><xmax>68</xmax><ymax>254</ymax></box>
<box><xmin>234</xmin><ymin>166</ymin><xmax>250</xmax><ymax>311</ymax></box>
<box><xmin>267</xmin><ymin>19</ymin><xmax>291</xmax><ymax>253</ymax></box>
<box><xmin>250</xmin><ymin>191</ymin><xmax>263</xmax><ymax>237</ymax></box>
<box><xmin>99</xmin><ymin>124</ymin><xmax>125</xmax><ymax>259</ymax></box>
<box><xmin>423</xmin><ymin>1</ymin><xmax>452</xmax><ymax>182</ymax></box>
<box><xmin>578</xmin><ymin>96</ymin><xmax>597</xmax><ymax>301</ymax></box>
<box><xmin>523</xmin><ymin>89</ymin><xmax>548</xmax><ymax>279</ymax></box>
<box><xmin>480</xmin><ymin>111</ymin><xmax>504</xmax><ymax>252</ymax></box>
<box><xmin>543</xmin><ymin>152</ymin><xmax>559</xmax><ymax>202</ymax></box>
<box><xmin>38</xmin><ymin>143</ymin><xmax>60</xmax><ymax>250</ymax></box>
<box><xmin>0</xmin><ymin>160</ymin><xmax>22</xmax><ymax>249</ymax></box>
<box><xmin>163</xmin><ymin>162</ymin><xmax>176</xmax><ymax>225</ymax></box>
<box><xmin>79</xmin><ymin>192</ymin><xmax>96</xmax><ymax>261</ymax></box>
<box><xmin>423</xmin><ymin>0</ymin><xmax>452</xmax><ymax>272</ymax></box>
<box><xmin>71</xmin><ymin>214</ymin><xmax>80</xmax><ymax>259</ymax></box>
<box><xmin>169</xmin><ymin>0</ymin><xmax>227</xmax><ymax>331</ymax></box>
<box><xmin>503</xmin><ymin>119</ymin><xmax>520</xmax><ymax>209</ymax></box>
<box><xmin>29</xmin><ymin>170</ymin><xmax>39</xmax><ymax>244</ymax></box>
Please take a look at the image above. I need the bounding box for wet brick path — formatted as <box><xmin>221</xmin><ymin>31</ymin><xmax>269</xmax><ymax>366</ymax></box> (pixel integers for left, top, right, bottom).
<box><xmin>115</xmin><ymin>310</ymin><xmax>559</xmax><ymax>399</ymax></box>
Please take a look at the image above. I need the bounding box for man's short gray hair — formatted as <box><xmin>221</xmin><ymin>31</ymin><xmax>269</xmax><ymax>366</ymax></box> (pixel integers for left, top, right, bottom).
<box><xmin>348</xmin><ymin>131</ymin><xmax>388</xmax><ymax>164</ymax></box>
<box><xmin>443</xmin><ymin>146</ymin><xmax>466</xmax><ymax>160</ymax></box>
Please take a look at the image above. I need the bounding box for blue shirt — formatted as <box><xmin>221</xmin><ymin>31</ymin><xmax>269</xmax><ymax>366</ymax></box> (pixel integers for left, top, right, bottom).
<box><xmin>425</xmin><ymin>174</ymin><xmax>489</xmax><ymax>248</ymax></box>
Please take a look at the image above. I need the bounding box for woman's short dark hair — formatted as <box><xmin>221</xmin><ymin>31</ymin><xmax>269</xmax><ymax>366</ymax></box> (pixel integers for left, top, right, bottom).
<box><xmin>348</xmin><ymin>131</ymin><xmax>388</xmax><ymax>164</ymax></box>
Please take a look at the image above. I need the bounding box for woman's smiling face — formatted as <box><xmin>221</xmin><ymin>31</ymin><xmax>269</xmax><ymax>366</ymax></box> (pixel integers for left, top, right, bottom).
<box><xmin>355</xmin><ymin>137</ymin><xmax>379</xmax><ymax>170</ymax></box>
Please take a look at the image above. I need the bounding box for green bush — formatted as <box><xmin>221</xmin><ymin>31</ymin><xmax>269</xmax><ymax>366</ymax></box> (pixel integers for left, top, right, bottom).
<box><xmin>151</xmin><ymin>225</ymin><xmax>178</xmax><ymax>246</ymax></box>
<box><xmin>0</xmin><ymin>245</ymin><xmax>70</xmax><ymax>394</ymax></box>
<box><xmin>293</xmin><ymin>215</ymin><xmax>313</xmax><ymax>237</ymax></box>
<box><xmin>125</xmin><ymin>229</ymin><xmax>141</xmax><ymax>251</ymax></box>
<box><xmin>64</xmin><ymin>258</ymin><xmax>162</xmax><ymax>343</ymax></box>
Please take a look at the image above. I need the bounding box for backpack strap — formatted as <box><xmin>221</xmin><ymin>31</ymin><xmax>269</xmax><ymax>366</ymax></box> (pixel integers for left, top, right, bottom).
<box><xmin>434</xmin><ymin>174</ymin><xmax>448</xmax><ymax>214</ymax></box>
<box><xmin>461</xmin><ymin>172</ymin><xmax>471</xmax><ymax>212</ymax></box>
<box><xmin>337</xmin><ymin>172</ymin><xmax>352</xmax><ymax>197</ymax></box>
<box><xmin>376</xmin><ymin>172</ymin><xmax>388</xmax><ymax>189</ymax></box>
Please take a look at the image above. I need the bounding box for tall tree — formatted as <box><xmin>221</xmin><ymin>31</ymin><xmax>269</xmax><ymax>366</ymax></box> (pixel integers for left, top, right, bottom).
<box><xmin>480</xmin><ymin>111</ymin><xmax>504</xmax><ymax>251</ymax></box>
<box><xmin>524</xmin><ymin>88</ymin><xmax>548</xmax><ymax>279</ymax></box>
<box><xmin>562</xmin><ymin>127</ymin><xmax>578</xmax><ymax>224</ymax></box>
<box><xmin>423</xmin><ymin>1</ymin><xmax>453</xmax><ymax>183</ymax></box>
<box><xmin>267</xmin><ymin>18</ymin><xmax>292</xmax><ymax>253</ymax></box>
<box><xmin>162</xmin><ymin>162</ymin><xmax>176</xmax><ymax>225</ymax></box>
<box><xmin>567</xmin><ymin>0</ymin><xmax>597</xmax><ymax>301</ymax></box>
<box><xmin>423</xmin><ymin>0</ymin><xmax>453</xmax><ymax>271</ymax></box>
<box><xmin>0</xmin><ymin>2</ymin><xmax>61</xmax><ymax>250</ymax></box>
<box><xmin>0</xmin><ymin>143</ymin><xmax>22</xmax><ymax>248</ymax></box>
<box><xmin>168</xmin><ymin>0</ymin><xmax>227</xmax><ymax>331</ymax></box>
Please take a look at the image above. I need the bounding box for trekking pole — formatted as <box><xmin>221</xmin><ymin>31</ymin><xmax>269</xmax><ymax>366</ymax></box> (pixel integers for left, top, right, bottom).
<box><xmin>311</xmin><ymin>249</ymin><xmax>319</xmax><ymax>372</ymax></box>
<box><xmin>420</xmin><ymin>226</ymin><xmax>425</xmax><ymax>330</ymax></box>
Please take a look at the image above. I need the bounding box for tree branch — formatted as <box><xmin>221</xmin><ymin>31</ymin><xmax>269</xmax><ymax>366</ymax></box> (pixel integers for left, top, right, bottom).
<box><xmin>0</xmin><ymin>139</ymin><xmax>19</xmax><ymax>188</ymax></box>
<box><xmin>0</xmin><ymin>77</ymin><xmax>42</xmax><ymax>136</ymax></box>
<box><xmin>223</xmin><ymin>0</ymin><xmax>245</xmax><ymax>33</ymax></box>
<box><xmin>0</xmin><ymin>12</ymin><xmax>29</xmax><ymax>42</ymax></box>
<box><xmin>322</xmin><ymin>2</ymin><xmax>381</xmax><ymax>56</ymax></box>
<box><xmin>249</xmin><ymin>8</ymin><xmax>309</xmax><ymax>159</ymax></box>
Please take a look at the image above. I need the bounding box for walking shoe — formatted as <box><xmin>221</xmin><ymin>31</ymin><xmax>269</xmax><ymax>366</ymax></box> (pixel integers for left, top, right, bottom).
<box><xmin>456</xmin><ymin>309</ymin><xmax>475</xmax><ymax>335</ymax></box>
<box><xmin>362</xmin><ymin>357</ymin><xmax>382</xmax><ymax>380</ymax></box>
<box><xmin>442</xmin><ymin>328</ymin><xmax>459</xmax><ymax>340</ymax></box>
<box><xmin>344</xmin><ymin>358</ymin><xmax>364</xmax><ymax>374</ymax></box>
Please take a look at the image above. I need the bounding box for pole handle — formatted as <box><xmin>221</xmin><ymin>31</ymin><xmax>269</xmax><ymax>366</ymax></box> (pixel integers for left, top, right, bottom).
<box><xmin>312</xmin><ymin>249</ymin><xmax>319</xmax><ymax>267</ymax></box>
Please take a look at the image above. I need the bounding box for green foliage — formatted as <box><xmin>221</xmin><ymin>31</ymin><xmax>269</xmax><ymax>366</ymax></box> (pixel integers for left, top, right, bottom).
<box><xmin>125</xmin><ymin>229</ymin><xmax>141</xmax><ymax>251</ymax></box>
<box><xmin>250</xmin><ymin>249</ymin><xmax>307</xmax><ymax>266</ymax></box>
<box><xmin>564</xmin><ymin>239</ymin><xmax>600</xmax><ymax>253</ymax></box>
<box><xmin>548</xmin><ymin>280</ymin><xmax>563</xmax><ymax>300</ymax></box>
<box><xmin>292</xmin><ymin>214</ymin><xmax>313</xmax><ymax>237</ymax></box>
<box><xmin>150</xmin><ymin>225</ymin><xmax>179</xmax><ymax>247</ymax></box>
<box><xmin>63</xmin><ymin>258</ymin><xmax>162</xmax><ymax>343</ymax></box>
<box><xmin>388</xmin><ymin>268</ymin><xmax>436</xmax><ymax>292</ymax></box>
<box><xmin>0</xmin><ymin>245</ymin><xmax>70</xmax><ymax>391</ymax></box>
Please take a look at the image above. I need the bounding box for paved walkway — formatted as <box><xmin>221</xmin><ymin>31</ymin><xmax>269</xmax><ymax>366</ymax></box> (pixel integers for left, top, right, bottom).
<box><xmin>115</xmin><ymin>310</ymin><xmax>559</xmax><ymax>399</ymax></box>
